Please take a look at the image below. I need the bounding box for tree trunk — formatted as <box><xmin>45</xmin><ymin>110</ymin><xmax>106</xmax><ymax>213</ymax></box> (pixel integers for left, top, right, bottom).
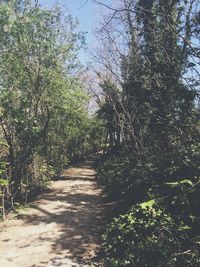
<box><xmin>9</xmin><ymin>146</ymin><xmax>21</xmax><ymax>201</ymax></box>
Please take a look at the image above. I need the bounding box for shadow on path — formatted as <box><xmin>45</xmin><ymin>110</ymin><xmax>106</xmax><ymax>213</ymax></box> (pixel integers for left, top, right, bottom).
<box><xmin>0</xmin><ymin>156</ymin><xmax>111</xmax><ymax>267</ymax></box>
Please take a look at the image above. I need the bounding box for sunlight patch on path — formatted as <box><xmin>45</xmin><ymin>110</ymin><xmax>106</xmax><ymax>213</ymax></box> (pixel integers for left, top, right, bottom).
<box><xmin>0</xmin><ymin>156</ymin><xmax>106</xmax><ymax>267</ymax></box>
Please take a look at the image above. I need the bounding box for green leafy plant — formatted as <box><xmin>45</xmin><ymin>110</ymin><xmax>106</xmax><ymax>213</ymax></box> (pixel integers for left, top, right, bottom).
<box><xmin>102</xmin><ymin>204</ymin><xmax>200</xmax><ymax>267</ymax></box>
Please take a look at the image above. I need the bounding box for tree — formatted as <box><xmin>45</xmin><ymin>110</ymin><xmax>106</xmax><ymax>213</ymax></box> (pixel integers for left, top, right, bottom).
<box><xmin>0</xmin><ymin>0</ymin><xmax>98</xmax><ymax>205</ymax></box>
<box><xmin>94</xmin><ymin>1</ymin><xmax>200</xmax><ymax>265</ymax></box>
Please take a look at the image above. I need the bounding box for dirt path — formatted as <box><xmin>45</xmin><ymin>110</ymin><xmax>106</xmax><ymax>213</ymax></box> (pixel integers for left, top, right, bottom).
<box><xmin>0</xmin><ymin>156</ymin><xmax>108</xmax><ymax>267</ymax></box>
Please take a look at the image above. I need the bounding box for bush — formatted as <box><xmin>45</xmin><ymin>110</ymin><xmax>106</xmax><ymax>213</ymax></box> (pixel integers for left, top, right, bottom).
<box><xmin>97</xmin><ymin>156</ymin><xmax>130</xmax><ymax>199</ymax></box>
<box><xmin>102</xmin><ymin>204</ymin><xmax>200</xmax><ymax>267</ymax></box>
<box><xmin>97</xmin><ymin>154</ymin><xmax>151</xmax><ymax>202</ymax></box>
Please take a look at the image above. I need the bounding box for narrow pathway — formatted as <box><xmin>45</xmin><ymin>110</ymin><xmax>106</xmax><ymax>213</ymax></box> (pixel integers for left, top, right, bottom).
<box><xmin>0</xmin><ymin>156</ymin><xmax>107</xmax><ymax>267</ymax></box>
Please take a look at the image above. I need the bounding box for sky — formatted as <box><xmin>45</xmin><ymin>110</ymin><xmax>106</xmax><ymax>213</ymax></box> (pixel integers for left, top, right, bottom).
<box><xmin>40</xmin><ymin>0</ymin><xmax>110</xmax><ymax>65</ymax></box>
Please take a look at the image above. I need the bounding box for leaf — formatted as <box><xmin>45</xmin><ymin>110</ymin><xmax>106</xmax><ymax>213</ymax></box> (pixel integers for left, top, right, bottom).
<box><xmin>166</xmin><ymin>181</ymin><xmax>179</xmax><ymax>188</ymax></box>
<box><xmin>140</xmin><ymin>199</ymin><xmax>155</xmax><ymax>209</ymax></box>
<box><xmin>0</xmin><ymin>141</ymin><xmax>9</xmax><ymax>147</ymax></box>
<box><xmin>179</xmin><ymin>179</ymin><xmax>193</xmax><ymax>186</ymax></box>
<box><xmin>0</xmin><ymin>179</ymin><xmax>9</xmax><ymax>186</ymax></box>
<box><xmin>177</xmin><ymin>225</ymin><xmax>191</xmax><ymax>231</ymax></box>
<box><xmin>166</xmin><ymin>179</ymin><xmax>193</xmax><ymax>188</ymax></box>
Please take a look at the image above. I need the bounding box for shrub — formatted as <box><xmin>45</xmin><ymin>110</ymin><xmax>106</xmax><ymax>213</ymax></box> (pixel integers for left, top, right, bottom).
<box><xmin>97</xmin><ymin>155</ymin><xmax>151</xmax><ymax>202</ymax></box>
<box><xmin>102</xmin><ymin>204</ymin><xmax>200</xmax><ymax>267</ymax></box>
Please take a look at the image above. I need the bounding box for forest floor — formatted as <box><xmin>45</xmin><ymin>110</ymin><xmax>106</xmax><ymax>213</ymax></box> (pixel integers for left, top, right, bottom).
<box><xmin>0</xmin><ymin>156</ymin><xmax>112</xmax><ymax>267</ymax></box>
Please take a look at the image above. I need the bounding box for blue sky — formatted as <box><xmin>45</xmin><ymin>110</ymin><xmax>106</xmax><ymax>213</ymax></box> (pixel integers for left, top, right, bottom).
<box><xmin>40</xmin><ymin>0</ymin><xmax>110</xmax><ymax>65</ymax></box>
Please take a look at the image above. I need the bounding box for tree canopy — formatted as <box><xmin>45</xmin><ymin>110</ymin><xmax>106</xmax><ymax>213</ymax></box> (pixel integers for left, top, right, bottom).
<box><xmin>0</xmin><ymin>0</ymin><xmax>104</xmax><ymax>212</ymax></box>
<box><xmin>94</xmin><ymin>0</ymin><xmax>200</xmax><ymax>266</ymax></box>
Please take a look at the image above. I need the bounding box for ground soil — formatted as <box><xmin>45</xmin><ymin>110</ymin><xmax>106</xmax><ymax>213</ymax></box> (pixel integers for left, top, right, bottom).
<box><xmin>0</xmin><ymin>156</ymin><xmax>111</xmax><ymax>267</ymax></box>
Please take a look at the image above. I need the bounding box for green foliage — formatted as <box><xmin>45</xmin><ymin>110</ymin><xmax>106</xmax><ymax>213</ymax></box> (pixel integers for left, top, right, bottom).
<box><xmin>97</xmin><ymin>154</ymin><xmax>131</xmax><ymax>199</ymax></box>
<box><xmin>98</xmin><ymin>140</ymin><xmax>200</xmax><ymax>267</ymax></box>
<box><xmin>96</xmin><ymin>1</ymin><xmax>199</xmax><ymax>265</ymax></box>
<box><xmin>103</xmin><ymin>205</ymin><xmax>200</xmax><ymax>267</ymax></box>
<box><xmin>0</xmin><ymin>1</ymin><xmax>104</xmax><ymax>216</ymax></box>
<box><xmin>0</xmin><ymin>179</ymin><xmax>8</xmax><ymax>186</ymax></box>
<box><xmin>97</xmin><ymin>151</ymin><xmax>158</xmax><ymax>203</ymax></box>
